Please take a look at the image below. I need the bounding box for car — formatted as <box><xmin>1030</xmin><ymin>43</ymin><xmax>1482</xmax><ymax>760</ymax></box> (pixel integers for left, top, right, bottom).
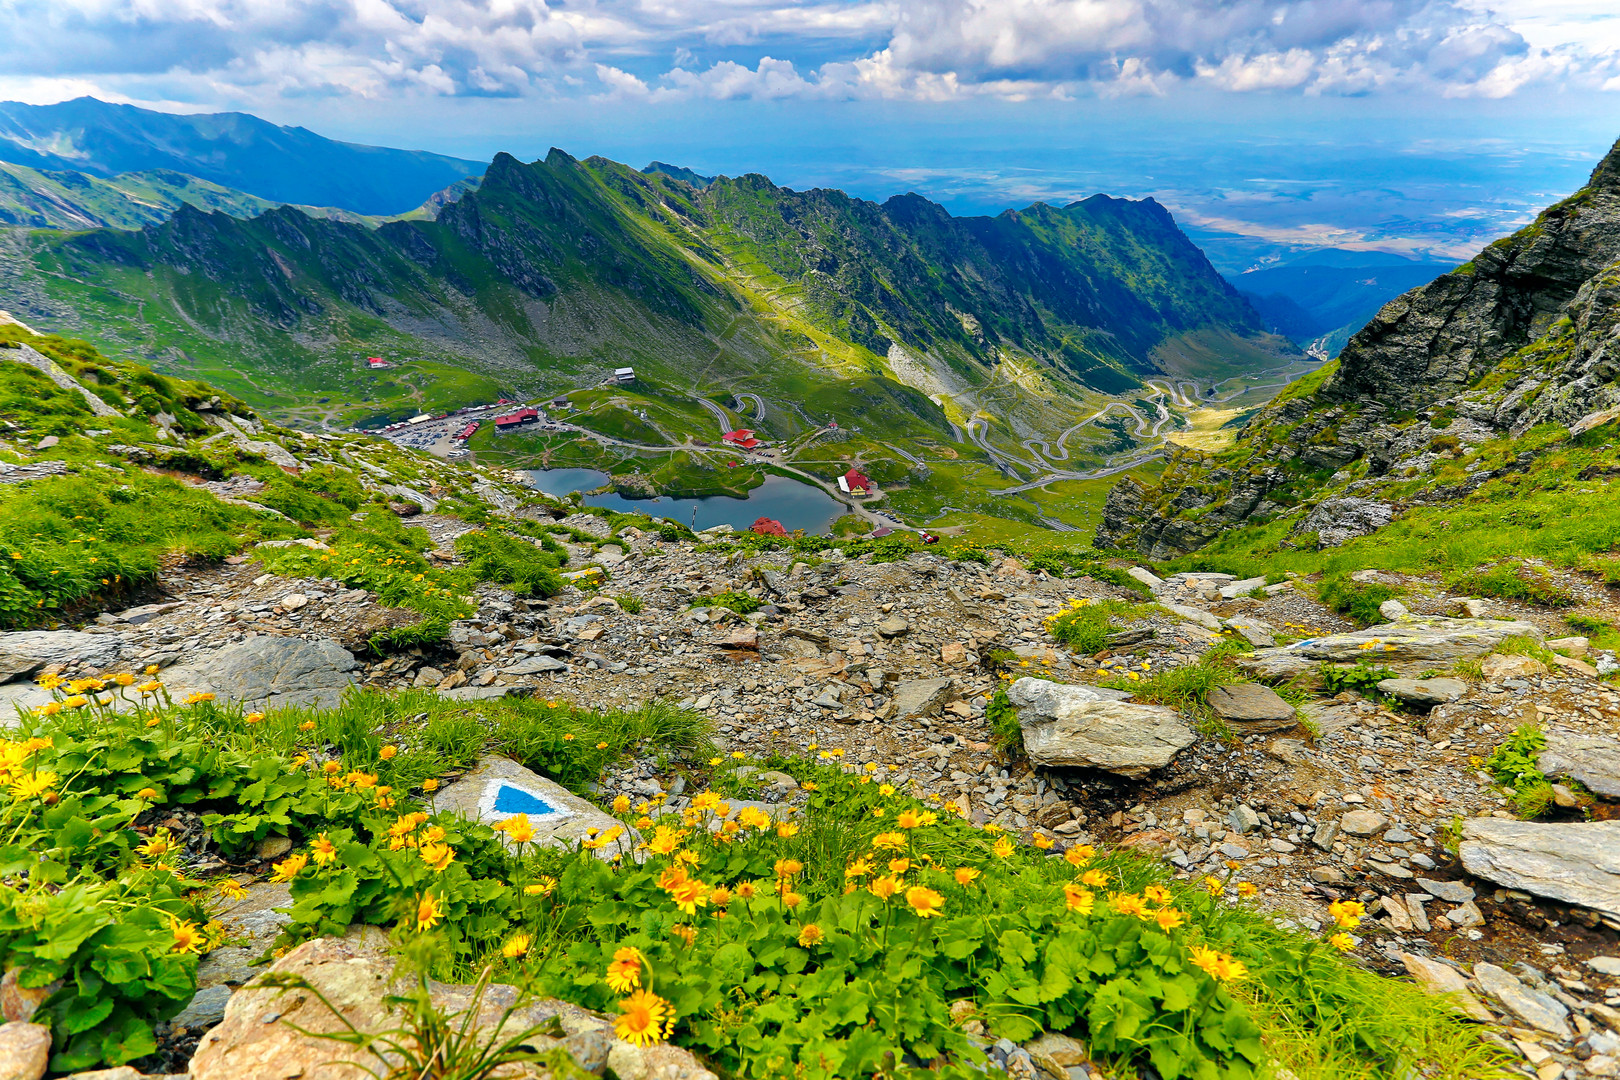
<box><xmin>918</xmin><ymin>532</ymin><xmax>939</xmax><ymax>544</ymax></box>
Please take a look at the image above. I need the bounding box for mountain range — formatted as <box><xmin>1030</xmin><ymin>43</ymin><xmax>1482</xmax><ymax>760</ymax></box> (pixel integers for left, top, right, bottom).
<box><xmin>0</xmin><ymin>146</ymin><xmax>1293</xmax><ymax>456</ymax></box>
<box><xmin>0</xmin><ymin>97</ymin><xmax>483</xmax><ymax>215</ymax></box>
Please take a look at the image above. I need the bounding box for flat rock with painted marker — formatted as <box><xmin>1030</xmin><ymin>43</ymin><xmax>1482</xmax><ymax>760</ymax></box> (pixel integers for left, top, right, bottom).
<box><xmin>432</xmin><ymin>755</ymin><xmax>635</xmax><ymax>860</ymax></box>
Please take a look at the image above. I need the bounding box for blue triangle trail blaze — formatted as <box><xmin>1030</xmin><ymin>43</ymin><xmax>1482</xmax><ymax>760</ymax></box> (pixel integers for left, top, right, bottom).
<box><xmin>492</xmin><ymin>783</ymin><xmax>557</xmax><ymax>816</ymax></box>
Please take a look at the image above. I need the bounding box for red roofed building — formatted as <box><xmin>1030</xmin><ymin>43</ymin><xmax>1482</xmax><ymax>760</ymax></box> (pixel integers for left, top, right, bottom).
<box><xmin>366</xmin><ymin>357</ymin><xmax>389</xmax><ymax>368</ymax></box>
<box><xmin>750</xmin><ymin>517</ymin><xmax>787</xmax><ymax>536</ymax></box>
<box><xmin>838</xmin><ymin>468</ymin><xmax>872</xmax><ymax>495</ymax></box>
<box><xmin>454</xmin><ymin>421</ymin><xmax>480</xmax><ymax>440</ymax></box>
<box><xmin>722</xmin><ymin>429</ymin><xmax>761</xmax><ymax>449</ymax></box>
<box><xmin>493</xmin><ymin>408</ymin><xmax>540</xmax><ymax>431</ymax></box>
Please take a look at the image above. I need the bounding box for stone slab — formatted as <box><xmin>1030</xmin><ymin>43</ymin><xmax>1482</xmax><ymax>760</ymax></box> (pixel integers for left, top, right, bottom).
<box><xmin>1250</xmin><ymin>616</ymin><xmax>1543</xmax><ymax>668</ymax></box>
<box><xmin>160</xmin><ymin>637</ymin><xmax>358</xmax><ymax>711</ymax></box>
<box><xmin>1539</xmin><ymin>727</ymin><xmax>1620</xmax><ymax>799</ymax></box>
<box><xmin>1206</xmin><ymin>683</ymin><xmax>1295</xmax><ymax>731</ymax></box>
<box><xmin>1460</xmin><ymin>818</ymin><xmax>1620</xmax><ymax>917</ymax></box>
<box><xmin>1007</xmin><ymin>677</ymin><xmax>1195</xmax><ymax>778</ymax></box>
<box><xmin>1377</xmin><ymin>677</ymin><xmax>1467</xmax><ymax>708</ymax></box>
<box><xmin>434</xmin><ymin>755</ymin><xmax>634</xmax><ymax>860</ymax></box>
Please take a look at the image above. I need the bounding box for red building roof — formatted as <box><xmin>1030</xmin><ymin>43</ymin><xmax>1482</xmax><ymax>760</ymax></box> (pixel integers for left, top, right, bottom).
<box><xmin>722</xmin><ymin>429</ymin><xmax>760</xmax><ymax>448</ymax></box>
<box><xmin>493</xmin><ymin>408</ymin><xmax>539</xmax><ymax>428</ymax></box>
<box><xmin>454</xmin><ymin>421</ymin><xmax>480</xmax><ymax>440</ymax></box>
<box><xmin>843</xmin><ymin>468</ymin><xmax>871</xmax><ymax>493</ymax></box>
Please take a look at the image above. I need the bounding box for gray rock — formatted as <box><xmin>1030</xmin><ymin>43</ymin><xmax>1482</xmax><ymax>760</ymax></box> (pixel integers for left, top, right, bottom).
<box><xmin>1586</xmin><ymin>956</ymin><xmax>1620</xmax><ymax>977</ymax></box>
<box><xmin>0</xmin><ymin>630</ymin><xmax>125</xmax><ymax>682</ymax></box>
<box><xmin>1376</xmin><ymin>677</ymin><xmax>1467</xmax><ymax>708</ymax></box>
<box><xmin>1311</xmin><ymin>819</ymin><xmax>1340</xmax><ymax>851</ymax></box>
<box><xmin>1416</xmin><ymin>878</ymin><xmax>1475</xmax><ymax>903</ymax></box>
<box><xmin>1164</xmin><ymin>604</ymin><xmax>1222</xmax><ymax>631</ymax></box>
<box><xmin>1206</xmin><ymin>683</ymin><xmax>1296</xmax><ymax>731</ymax></box>
<box><xmin>1126</xmin><ymin>567</ymin><xmax>1164</xmax><ymax>590</ymax></box>
<box><xmin>1224</xmin><ymin>617</ymin><xmax>1276</xmax><ymax>648</ymax></box>
<box><xmin>434</xmin><ymin>755</ymin><xmax>635</xmax><ymax>861</ymax></box>
<box><xmin>171</xmin><ymin>984</ymin><xmax>233</xmax><ymax>1029</ymax></box>
<box><xmin>503</xmin><ymin>655</ymin><xmax>569</xmax><ymax>675</ymax></box>
<box><xmin>889</xmin><ymin>678</ymin><xmax>957</xmax><ymax>719</ymax></box>
<box><xmin>1447</xmin><ymin>900</ymin><xmax>1485</xmax><ymax>928</ymax></box>
<box><xmin>1396</xmin><ymin>953</ymin><xmax>1492</xmax><ymax>1021</ymax></box>
<box><xmin>1006</xmin><ymin>677</ymin><xmax>1195</xmax><ymax>779</ymax></box>
<box><xmin>113</xmin><ymin>601</ymin><xmax>183</xmax><ymax>625</ymax></box>
<box><xmin>160</xmin><ymin>637</ymin><xmax>357</xmax><ymax>711</ymax></box>
<box><xmin>1294</xmin><ymin>496</ymin><xmax>1395</xmax><ymax>548</ymax></box>
<box><xmin>1459</xmin><ymin>818</ymin><xmax>1620</xmax><ymax>916</ymax></box>
<box><xmin>1538</xmin><ymin>727</ymin><xmax>1620</xmax><ymax>799</ymax></box>
<box><xmin>1339</xmin><ymin>810</ymin><xmax>1387</xmax><ymax>836</ymax></box>
<box><xmin>1473</xmin><ymin>962</ymin><xmax>1571</xmax><ymax>1036</ymax></box>
<box><xmin>875</xmin><ymin>616</ymin><xmax>910</xmax><ymax>638</ymax></box>
<box><xmin>439</xmin><ymin>685</ymin><xmax>528</xmax><ymax>702</ymax></box>
<box><xmin>1228</xmin><ymin>805</ymin><xmax>1261</xmax><ymax>834</ymax></box>
<box><xmin>215</xmin><ymin>882</ymin><xmax>293</xmax><ymax>950</ymax></box>
<box><xmin>1247</xmin><ymin>616</ymin><xmax>1542</xmax><ymax>667</ymax></box>
<box><xmin>1218</xmin><ymin>576</ymin><xmax>1267</xmax><ymax>599</ymax></box>
<box><xmin>1378</xmin><ymin>599</ymin><xmax>1410</xmax><ymax>620</ymax></box>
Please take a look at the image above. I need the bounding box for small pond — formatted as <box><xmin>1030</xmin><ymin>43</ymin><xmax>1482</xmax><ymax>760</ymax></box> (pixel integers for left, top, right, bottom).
<box><xmin>524</xmin><ymin>470</ymin><xmax>847</xmax><ymax>533</ymax></box>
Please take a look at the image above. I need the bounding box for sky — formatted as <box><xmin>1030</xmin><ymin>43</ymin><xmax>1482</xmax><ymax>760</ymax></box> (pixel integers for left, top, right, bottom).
<box><xmin>2</xmin><ymin>0</ymin><xmax>1618</xmax><ymax>271</ymax></box>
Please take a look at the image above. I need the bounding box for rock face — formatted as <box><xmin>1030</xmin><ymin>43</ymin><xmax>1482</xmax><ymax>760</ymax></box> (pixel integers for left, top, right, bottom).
<box><xmin>1245</xmin><ymin>617</ymin><xmax>1541</xmax><ymax>670</ymax></box>
<box><xmin>1459</xmin><ymin>818</ymin><xmax>1620</xmax><ymax>917</ymax></box>
<box><xmin>433</xmin><ymin>755</ymin><xmax>635</xmax><ymax>859</ymax></box>
<box><xmin>189</xmin><ymin>934</ymin><xmax>718</xmax><ymax>1080</ymax></box>
<box><xmin>161</xmin><ymin>637</ymin><xmax>358</xmax><ymax>710</ymax></box>
<box><xmin>1205</xmin><ymin>683</ymin><xmax>1295</xmax><ymax>732</ymax></box>
<box><xmin>1006</xmin><ymin>677</ymin><xmax>1195</xmax><ymax>778</ymax></box>
<box><xmin>0</xmin><ymin>630</ymin><xmax>124</xmax><ymax>682</ymax></box>
<box><xmin>1538</xmin><ymin>727</ymin><xmax>1620</xmax><ymax>799</ymax></box>
<box><xmin>1094</xmin><ymin>135</ymin><xmax>1620</xmax><ymax>557</ymax></box>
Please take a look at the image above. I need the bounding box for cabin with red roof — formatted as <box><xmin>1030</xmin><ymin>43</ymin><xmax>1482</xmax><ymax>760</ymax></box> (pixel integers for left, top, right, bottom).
<box><xmin>493</xmin><ymin>408</ymin><xmax>539</xmax><ymax>431</ymax></box>
<box><xmin>722</xmin><ymin>429</ymin><xmax>761</xmax><ymax>449</ymax></box>
<box><xmin>838</xmin><ymin>468</ymin><xmax>872</xmax><ymax>495</ymax></box>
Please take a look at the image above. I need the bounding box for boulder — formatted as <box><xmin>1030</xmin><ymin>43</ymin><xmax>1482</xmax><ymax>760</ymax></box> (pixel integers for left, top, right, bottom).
<box><xmin>1164</xmin><ymin>604</ymin><xmax>1222</xmax><ymax>631</ymax></box>
<box><xmin>503</xmin><ymin>655</ymin><xmax>569</xmax><ymax>675</ymax></box>
<box><xmin>1244</xmin><ymin>616</ymin><xmax>1541</xmax><ymax>669</ymax></box>
<box><xmin>888</xmin><ymin>678</ymin><xmax>957</xmax><ymax>719</ymax></box>
<box><xmin>0</xmin><ymin>1021</ymin><xmax>49</xmax><ymax>1080</ymax></box>
<box><xmin>1293</xmin><ymin>496</ymin><xmax>1394</xmax><ymax>547</ymax></box>
<box><xmin>1538</xmin><ymin>728</ymin><xmax>1620</xmax><ymax>799</ymax></box>
<box><xmin>0</xmin><ymin>630</ymin><xmax>125</xmax><ymax>682</ymax></box>
<box><xmin>161</xmin><ymin>637</ymin><xmax>358</xmax><ymax>711</ymax></box>
<box><xmin>1006</xmin><ymin>677</ymin><xmax>1195</xmax><ymax>779</ymax></box>
<box><xmin>876</xmin><ymin>616</ymin><xmax>910</xmax><ymax>638</ymax></box>
<box><xmin>1376</xmin><ymin>677</ymin><xmax>1467</xmax><ymax>708</ymax></box>
<box><xmin>1479</xmin><ymin>653</ymin><xmax>1547</xmax><ymax>680</ymax></box>
<box><xmin>1223</xmin><ymin>617</ymin><xmax>1275</xmax><ymax>648</ymax></box>
<box><xmin>1206</xmin><ymin>683</ymin><xmax>1296</xmax><ymax>732</ymax></box>
<box><xmin>1393</xmin><ymin>954</ymin><xmax>1491</xmax><ymax>1022</ymax></box>
<box><xmin>1126</xmin><ymin>567</ymin><xmax>1164</xmax><ymax>590</ymax></box>
<box><xmin>189</xmin><ymin>935</ymin><xmax>717</xmax><ymax>1080</ymax></box>
<box><xmin>1459</xmin><ymin>818</ymin><xmax>1620</xmax><ymax>917</ymax></box>
<box><xmin>1472</xmin><ymin>962</ymin><xmax>1570</xmax><ymax>1037</ymax></box>
<box><xmin>1338</xmin><ymin>810</ymin><xmax>1387</xmax><ymax>836</ymax></box>
<box><xmin>1217</xmin><ymin>576</ymin><xmax>1267</xmax><ymax>599</ymax></box>
<box><xmin>433</xmin><ymin>755</ymin><xmax>634</xmax><ymax>860</ymax></box>
<box><xmin>1547</xmin><ymin>636</ymin><xmax>1591</xmax><ymax>658</ymax></box>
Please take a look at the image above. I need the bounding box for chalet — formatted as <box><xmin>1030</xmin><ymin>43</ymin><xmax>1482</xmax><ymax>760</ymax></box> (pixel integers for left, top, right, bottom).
<box><xmin>837</xmin><ymin>468</ymin><xmax>872</xmax><ymax>495</ymax></box>
<box><xmin>454</xmin><ymin>421</ymin><xmax>480</xmax><ymax>441</ymax></box>
<box><xmin>551</xmin><ymin>398</ymin><xmax>571</xmax><ymax>409</ymax></box>
<box><xmin>613</xmin><ymin>367</ymin><xmax>636</xmax><ymax>384</ymax></box>
<box><xmin>366</xmin><ymin>357</ymin><xmax>390</xmax><ymax>369</ymax></box>
<box><xmin>722</xmin><ymin>429</ymin><xmax>761</xmax><ymax>449</ymax></box>
<box><xmin>494</xmin><ymin>408</ymin><xmax>540</xmax><ymax>431</ymax></box>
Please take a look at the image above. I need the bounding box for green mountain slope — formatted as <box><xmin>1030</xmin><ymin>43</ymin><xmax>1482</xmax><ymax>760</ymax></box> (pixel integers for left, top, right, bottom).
<box><xmin>0</xmin><ymin>96</ymin><xmax>484</xmax><ymax>215</ymax></box>
<box><xmin>1095</xmin><ymin>132</ymin><xmax>1620</xmax><ymax>575</ymax></box>
<box><xmin>0</xmin><ymin>148</ymin><xmax>1293</xmax><ymax>459</ymax></box>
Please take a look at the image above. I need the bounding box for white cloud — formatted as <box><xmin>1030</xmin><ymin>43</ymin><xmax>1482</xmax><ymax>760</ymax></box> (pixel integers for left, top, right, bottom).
<box><xmin>0</xmin><ymin>0</ymin><xmax>1614</xmax><ymax>107</ymax></box>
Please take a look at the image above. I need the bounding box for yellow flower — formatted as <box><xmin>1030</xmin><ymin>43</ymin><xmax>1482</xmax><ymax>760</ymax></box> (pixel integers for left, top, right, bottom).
<box><xmin>503</xmin><ymin>932</ymin><xmax>532</xmax><ymax>959</ymax></box>
<box><xmin>992</xmin><ymin>837</ymin><xmax>1016</xmax><ymax>859</ymax></box>
<box><xmin>1081</xmin><ymin>869</ymin><xmax>1109</xmax><ymax>888</ymax></box>
<box><xmin>138</xmin><ymin>680</ymin><xmax>161</xmax><ymax>695</ymax></box>
<box><xmin>271</xmin><ymin>853</ymin><xmax>309</xmax><ymax>882</ymax></box>
<box><xmin>1328</xmin><ymin>899</ymin><xmax>1365</xmax><ymax>928</ymax></box>
<box><xmin>1236</xmin><ymin>881</ymin><xmax>1258</xmax><ymax>898</ymax></box>
<box><xmin>776</xmin><ymin>822</ymin><xmax>800</xmax><ymax>839</ymax></box>
<box><xmin>113</xmin><ymin>673</ymin><xmax>135</xmax><ymax>687</ymax></box>
<box><xmin>1188</xmin><ymin>944</ymin><xmax>1247</xmax><ymax>982</ymax></box>
<box><xmin>379</xmin><ymin>745</ymin><xmax>397</xmax><ymax>760</ymax></box>
<box><xmin>668</xmin><ymin>878</ymin><xmax>710</xmax><ymax>915</ymax></box>
<box><xmin>1328</xmin><ymin>932</ymin><xmax>1356</xmax><ymax>951</ymax></box>
<box><xmin>773</xmin><ymin>858</ymin><xmax>803</xmax><ymax>879</ymax></box>
<box><xmin>646</xmin><ymin>825</ymin><xmax>684</xmax><ymax>856</ymax></box>
<box><xmin>954</xmin><ymin>867</ymin><xmax>980</xmax><ymax>887</ymax></box>
<box><xmin>845</xmin><ymin>858</ymin><xmax>872</xmax><ymax>879</ymax></box>
<box><xmin>137</xmin><ymin>830</ymin><xmax>175</xmax><ymax>858</ymax></box>
<box><xmin>731</xmin><ymin>750</ymin><xmax>746</xmax><ymax>759</ymax></box>
<box><xmin>613</xmin><ymin>795</ymin><xmax>631</xmax><ymax>813</ymax></box>
<box><xmin>501</xmin><ymin>814</ymin><xmax>536</xmax><ymax>845</ymax></box>
<box><xmin>798</xmin><ymin>923</ymin><xmax>825</xmax><ymax>947</ymax></box>
<box><xmin>62</xmin><ymin>694</ymin><xmax>89</xmax><ymax>710</ymax></box>
<box><xmin>182</xmin><ymin>692</ymin><xmax>216</xmax><ymax>705</ymax></box>
<box><xmin>1203</xmin><ymin>876</ymin><xmax>1224</xmax><ymax>897</ymax></box>
<box><xmin>906</xmin><ymin>886</ymin><xmax>945</xmax><ymax>919</ymax></box>
<box><xmin>710</xmin><ymin>885</ymin><xmax>732</xmax><ymax>905</ymax></box>
<box><xmin>300</xmin><ymin>721</ymin><xmax>316</xmax><ymax>732</ymax></box>
<box><xmin>419</xmin><ymin>842</ymin><xmax>456</xmax><ymax>873</ymax></box>
<box><xmin>1155</xmin><ymin>907</ymin><xmax>1186</xmax><ymax>932</ymax></box>
<box><xmin>1143</xmin><ymin>884</ymin><xmax>1173</xmax><ymax>905</ymax></box>
<box><xmin>878</xmin><ymin>783</ymin><xmax>896</xmax><ymax>796</ymax></box>
<box><xmin>614</xmin><ymin>989</ymin><xmax>674</xmax><ymax>1047</ymax></box>
<box><xmin>1063</xmin><ymin>884</ymin><xmax>1094</xmax><ymax>914</ymax></box>
<box><xmin>415</xmin><ymin>891</ymin><xmax>444</xmax><ymax>931</ymax></box>
<box><xmin>168</xmin><ymin>915</ymin><xmax>205</xmax><ymax>954</ymax></box>
<box><xmin>525</xmin><ymin>876</ymin><xmax>557</xmax><ymax>896</ymax></box>
<box><xmin>670</xmin><ymin>923</ymin><xmax>697</xmax><ymax>946</ymax></box>
<box><xmin>606</xmin><ymin>946</ymin><xmax>644</xmax><ymax>992</ymax></box>
<box><xmin>422</xmin><ymin>779</ymin><xmax>439</xmax><ymax>792</ymax></box>
<box><xmin>869</xmin><ymin>875</ymin><xmax>900</xmax><ymax>900</ymax></box>
<box><xmin>214</xmin><ymin>878</ymin><xmax>248</xmax><ymax>902</ymax></box>
<box><xmin>311</xmin><ymin>833</ymin><xmax>339</xmax><ymax>866</ymax></box>
<box><xmin>1112</xmin><ymin>893</ymin><xmax>1149</xmax><ymax>919</ymax></box>
<box><xmin>735</xmin><ymin>882</ymin><xmax>758</xmax><ymax>901</ymax></box>
<box><xmin>1032</xmin><ymin>833</ymin><xmax>1053</xmax><ymax>850</ymax></box>
<box><xmin>136</xmin><ymin>787</ymin><xmax>160</xmax><ymax>801</ymax></box>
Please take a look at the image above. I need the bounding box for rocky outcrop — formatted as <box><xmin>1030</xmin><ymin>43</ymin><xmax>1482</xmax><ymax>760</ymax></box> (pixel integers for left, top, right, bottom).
<box><xmin>1095</xmin><ymin>135</ymin><xmax>1620</xmax><ymax>557</ymax></box>
<box><xmin>160</xmin><ymin>637</ymin><xmax>358</xmax><ymax>711</ymax></box>
<box><xmin>1459</xmin><ymin>818</ymin><xmax>1620</xmax><ymax>917</ymax></box>
<box><xmin>189</xmin><ymin>934</ymin><xmax>718</xmax><ymax>1080</ymax></box>
<box><xmin>1006</xmin><ymin>676</ymin><xmax>1195</xmax><ymax>778</ymax></box>
<box><xmin>1237</xmin><ymin>616</ymin><xmax>1542</xmax><ymax>678</ymax></box>
<box><xmin>1538</xmin><ymin>727</ymin><xmax>1620</xmax><ymax>800</ymax></box>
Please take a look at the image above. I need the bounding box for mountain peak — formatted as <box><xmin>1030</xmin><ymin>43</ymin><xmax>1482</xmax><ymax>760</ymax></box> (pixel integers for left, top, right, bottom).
<box><xmin>1586</xmin><ymin>134</ymin><xmax>1620</xmax><ymax>195</ymax></box>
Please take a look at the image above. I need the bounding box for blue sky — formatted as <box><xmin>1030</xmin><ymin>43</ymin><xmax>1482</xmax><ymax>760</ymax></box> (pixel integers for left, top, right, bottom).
<box><xmin>2</xmin><ymin>0</ymin><xmax>1618</xmax><ymax>270</ymax></box>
